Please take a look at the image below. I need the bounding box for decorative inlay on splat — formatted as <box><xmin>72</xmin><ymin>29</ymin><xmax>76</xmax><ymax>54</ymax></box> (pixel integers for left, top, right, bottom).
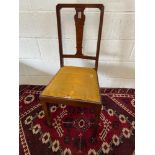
<box><xmin>74</xmin><ymin>8</ymin><xmax>85</xmax><ymax>57</ymax></box>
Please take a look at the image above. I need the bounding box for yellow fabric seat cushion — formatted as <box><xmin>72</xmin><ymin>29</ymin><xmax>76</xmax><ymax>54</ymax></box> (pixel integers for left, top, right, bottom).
<box><xmin>41</xmin><ymin>66</ymin><xmax>101</xmax><ymax>103</ymax></box>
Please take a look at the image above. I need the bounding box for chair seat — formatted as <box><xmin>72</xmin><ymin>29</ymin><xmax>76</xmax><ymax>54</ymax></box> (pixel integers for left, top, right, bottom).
<box><xmin>41</xmin><ymin>66</ymin><xmax>101</xmax><ymax>103</ymax></box>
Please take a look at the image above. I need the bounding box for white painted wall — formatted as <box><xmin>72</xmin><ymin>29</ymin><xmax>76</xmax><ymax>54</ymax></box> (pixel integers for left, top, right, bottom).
<box><xmin>19</xmin><ymin>0</ymin><xmax>135</xmax><ymax>88</ymax></box>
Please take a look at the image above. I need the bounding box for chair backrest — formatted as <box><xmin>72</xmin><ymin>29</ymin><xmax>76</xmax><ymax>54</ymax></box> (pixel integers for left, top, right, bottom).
<box><xmin>56</xmin><ymin>4</ymin><xmax>104</xmax><ymax>71</ymax></box>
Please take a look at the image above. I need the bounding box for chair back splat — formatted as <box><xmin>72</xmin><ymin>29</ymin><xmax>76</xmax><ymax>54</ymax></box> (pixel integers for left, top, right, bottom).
<box><xmin>56</xmin><ymin>4</ymin><xmax>104</xmax><ymax>71</ymax></box>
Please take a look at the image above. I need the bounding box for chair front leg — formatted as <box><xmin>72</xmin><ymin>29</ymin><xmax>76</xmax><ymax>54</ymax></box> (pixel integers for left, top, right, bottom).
<box><xmin>41</xmin><ymin>101</ymin><xmax>52</xmax><ymax>127</ymax></box>
<box><xmin>91</xmin><ymin>105</ymin><xmax>101</xmax><ymax>142</ymax></box>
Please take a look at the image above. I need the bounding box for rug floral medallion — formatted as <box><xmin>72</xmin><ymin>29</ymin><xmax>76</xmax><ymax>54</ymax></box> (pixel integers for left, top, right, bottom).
<box><xmin>19</xmin><ymin>85</ymin><xmax>135</xmax><ymax>155</ymax></box>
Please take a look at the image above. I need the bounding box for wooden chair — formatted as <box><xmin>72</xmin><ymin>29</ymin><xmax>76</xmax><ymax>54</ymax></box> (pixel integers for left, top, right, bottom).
<box><xmin>40</xmin><ymin>4</ymin><xmax>104</xmax><ymax>137</ymax></box>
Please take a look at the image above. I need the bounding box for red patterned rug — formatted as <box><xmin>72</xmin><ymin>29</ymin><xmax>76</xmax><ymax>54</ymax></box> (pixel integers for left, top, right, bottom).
<box><xmin>19</xmin><ymin>85</ymin><xmax>135</xmax><ymax>155</ymax></box>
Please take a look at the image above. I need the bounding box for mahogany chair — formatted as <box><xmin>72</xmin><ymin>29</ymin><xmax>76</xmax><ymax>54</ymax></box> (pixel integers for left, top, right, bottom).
<box><xmin>40</xmin><ymin>4</ymin><xmax>104</xmax><ymax>138</ymax></box>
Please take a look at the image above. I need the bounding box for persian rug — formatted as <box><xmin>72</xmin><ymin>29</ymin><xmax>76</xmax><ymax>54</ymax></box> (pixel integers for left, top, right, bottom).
<box><xmin>19</xmin><ymin>85</ymin><xmax>135</xmax><ymax>155</ymax></box>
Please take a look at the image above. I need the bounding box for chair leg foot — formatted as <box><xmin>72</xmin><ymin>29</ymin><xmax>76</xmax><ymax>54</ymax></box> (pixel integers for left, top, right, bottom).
<box><xmin>41</xmin><ymin>101</ymin><xmax>52</xmax><ymax>127</ymax></box>
<box><xmin>93</xmin><ymin>105</ymin><xmax>101</xmax><ymax>139</ymax></box>
<box><xmin>47</xmin><ymin>120</ymin><xmax>52</xmax><ymax>127</ymax></box>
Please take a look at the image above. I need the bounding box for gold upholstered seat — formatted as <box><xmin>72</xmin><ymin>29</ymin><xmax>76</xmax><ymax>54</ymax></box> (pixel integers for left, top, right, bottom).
<box><xmin>41</xmin><ymin>66</ymin><xmax>101</xmax><ymax>103</ymax></box>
